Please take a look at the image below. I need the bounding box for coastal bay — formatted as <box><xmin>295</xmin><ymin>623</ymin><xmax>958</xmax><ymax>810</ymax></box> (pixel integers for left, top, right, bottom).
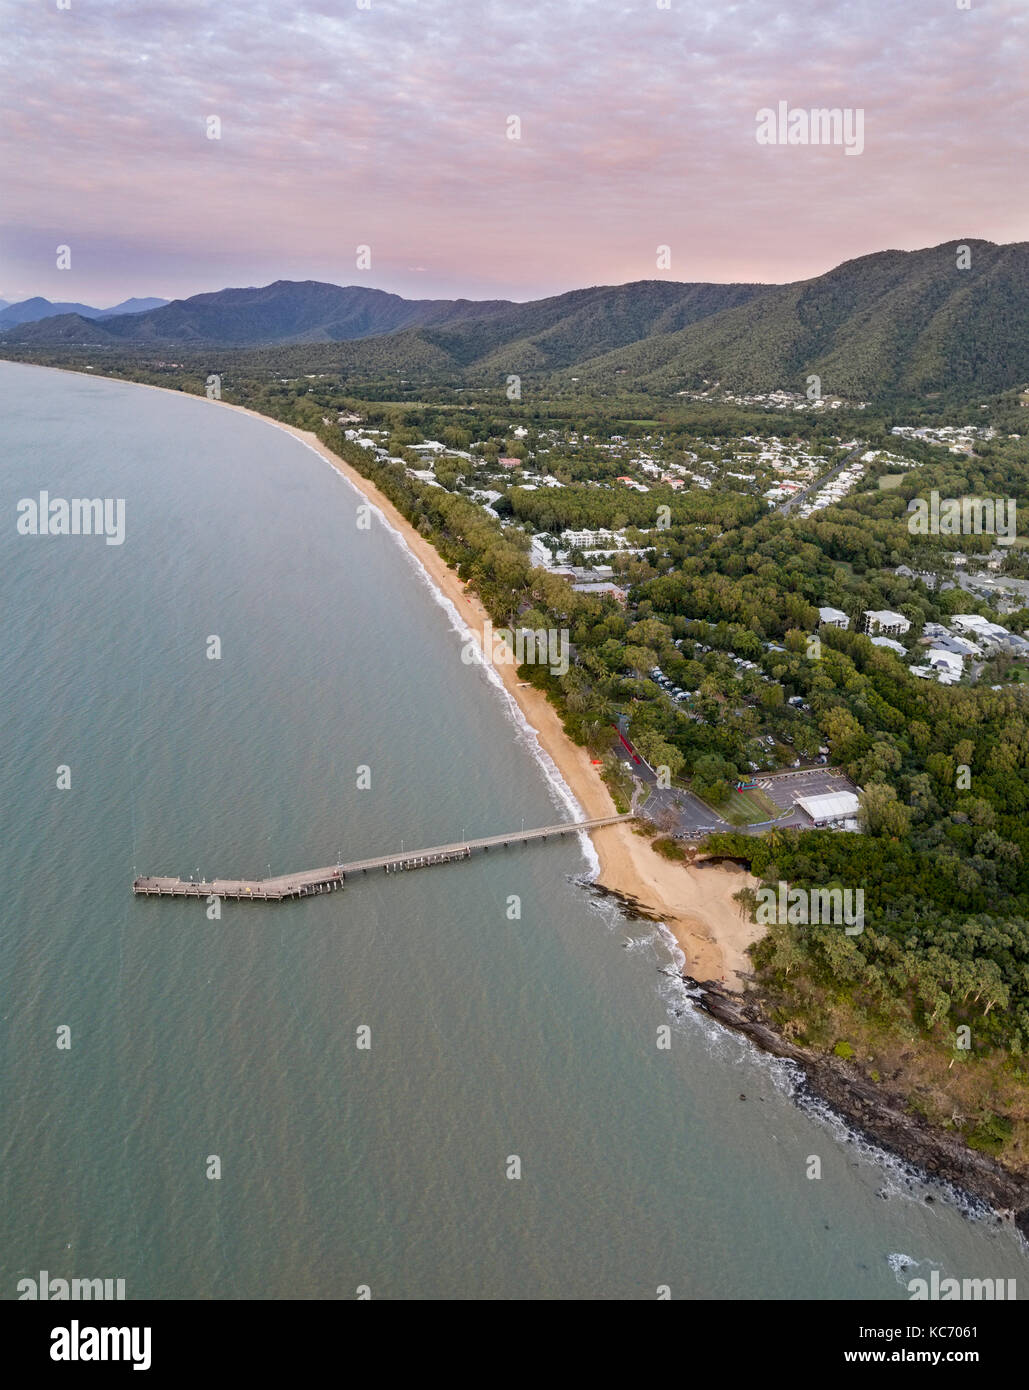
<box><xmin>3</xmin><ymin>360</ymin><xmax>1026</xmax><ymax>1299</ymax></box>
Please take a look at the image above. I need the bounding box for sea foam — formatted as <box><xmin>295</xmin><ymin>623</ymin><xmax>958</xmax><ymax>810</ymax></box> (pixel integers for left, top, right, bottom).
<box><xmin>295</xmin><ymin>432</ymin><xmax>601</xmax><ymax>879</ymax></box>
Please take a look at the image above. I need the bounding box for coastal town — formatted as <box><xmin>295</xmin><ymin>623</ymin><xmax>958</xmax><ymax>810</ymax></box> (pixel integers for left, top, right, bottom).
<box><xmin>300</xmin><ymin>398</ymin><xmax>1025</xmax><ymax>868</ymax></box>
<box><xmin>4</xmin><ymin>0</ymin><xmax>1029</xmax><ymax>1331</ymax></box>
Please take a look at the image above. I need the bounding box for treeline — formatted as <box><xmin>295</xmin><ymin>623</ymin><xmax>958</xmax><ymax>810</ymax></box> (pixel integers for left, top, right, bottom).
<box><xmin>507</xmin><ymin>483</ymin><xmax>765</xmax><ymax>534</ymax></box>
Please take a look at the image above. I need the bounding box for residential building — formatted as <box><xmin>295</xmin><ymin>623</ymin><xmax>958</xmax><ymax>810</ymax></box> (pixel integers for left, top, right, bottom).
<box><xmin>863</xmin><ymin>609</ymin><xmax>911</xmax><ymax>637</ymax></box>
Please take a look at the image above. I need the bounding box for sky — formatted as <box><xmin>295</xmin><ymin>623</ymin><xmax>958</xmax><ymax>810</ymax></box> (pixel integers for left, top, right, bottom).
<box><xmin>1</xmin><ymin>0</ymin><xmax>1026</xmax><ymax>306</ymax></box>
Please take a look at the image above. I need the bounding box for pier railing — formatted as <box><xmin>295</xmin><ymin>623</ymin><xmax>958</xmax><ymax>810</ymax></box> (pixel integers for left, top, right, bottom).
<box><xmin>133</xmin><ymin>814</ymin><xmax>633</xmax><ymax>902</ymax></box>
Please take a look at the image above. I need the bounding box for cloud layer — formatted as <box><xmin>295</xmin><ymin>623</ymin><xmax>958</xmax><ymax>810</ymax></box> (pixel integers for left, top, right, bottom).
<box><xmin>1</xmin><ymin>0</ymin><xmax>1025</xmax><ymax>302</ymax></box>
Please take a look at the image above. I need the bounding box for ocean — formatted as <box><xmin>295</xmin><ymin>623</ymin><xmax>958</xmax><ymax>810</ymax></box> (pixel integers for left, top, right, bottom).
<box><xmin>2</xmin><ymin>360</ymin><xmax>1025</xmax><ymax>1299</ymax></box>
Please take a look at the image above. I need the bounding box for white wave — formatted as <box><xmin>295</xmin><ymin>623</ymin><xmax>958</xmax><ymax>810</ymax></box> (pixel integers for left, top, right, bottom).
<box><xmin>787</xmin><ymin>1081</ymin><xmax>994</xmax><ymax>1223</ymax></box>
<box><xmin>888</xmin><ymin>1252</ymin><xmax>920</xmax><ymax>1283</ymax></box>
<box><xmin>306</xmin><ymin>442</ymin><xmax>601</xmax><ymax>878</ymax></box>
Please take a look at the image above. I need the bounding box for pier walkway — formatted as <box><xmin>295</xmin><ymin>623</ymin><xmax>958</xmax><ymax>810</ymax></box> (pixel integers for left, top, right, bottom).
<box><xmin>133</xmin><ymin>814</ymin><xmax>632</xmax><ymax>902</ymax></box>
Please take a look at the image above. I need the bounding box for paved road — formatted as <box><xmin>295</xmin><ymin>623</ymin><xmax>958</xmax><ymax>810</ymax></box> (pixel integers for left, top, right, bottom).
<box><xmin>613</xmin><ymin>722</ymin><xmax>730</xmax><ymax>837</ymax></box>
<box><xmin>777</xmin><ymin>444</ymin><xmax>865</xmax><ymax>516</ymax></box>
<box><xmin>615</xmin><ymin>722</ymin><xmax>859</xmax><ymax>839</ymax></box>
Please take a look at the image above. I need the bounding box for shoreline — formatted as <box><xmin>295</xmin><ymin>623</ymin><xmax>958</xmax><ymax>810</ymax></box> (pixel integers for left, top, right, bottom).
<box><xmin>696</xmin><ymin>980</ymin><xmax>1029</xmax><ymax>1236</ymax></box>
<box><xmin>4</xmin><ymin>361</ymin><xmax>759</xmax><ymax>988</ymax></box>
<box><xmin>7</xmin><ymin>359</ymin><xmax>1027</xmax><ymax>1229</ymax></box>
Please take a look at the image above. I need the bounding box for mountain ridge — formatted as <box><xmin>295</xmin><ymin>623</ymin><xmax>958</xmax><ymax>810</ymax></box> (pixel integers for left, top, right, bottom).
<box><xmin>4</xmin><ymin>241</ymin><xmax>1027</xmax><ymax>402</ymax></box>
<box><xmin>0</xmin><ymin>295</ymin><xmax>168</xmax><ymax>327</ymax></box>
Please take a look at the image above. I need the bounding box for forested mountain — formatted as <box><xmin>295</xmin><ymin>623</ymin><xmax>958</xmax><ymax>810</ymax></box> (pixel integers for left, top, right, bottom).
<box><xmin>2</xmin><ymin>280</ymin><xmax>515</xmax><ymax>347</ymax></box>
<box><xmin>1</xmin><ymin>277</ymin><xmax>760</xmax><ymax>354</ymax></box>
<box><xmin>5</xmin><ymin>242</ymin><xmax>1028</xmax><ymax>404</ymax></box>
<box><xmin>407</xmin><ymin>280</ymin><xmax>764</xmax><ymax>372</ymax></box>
<box><xmin>571</xmin><ymin>240</ymin><xmax>1029</xmax><ymax>400</ymax></box>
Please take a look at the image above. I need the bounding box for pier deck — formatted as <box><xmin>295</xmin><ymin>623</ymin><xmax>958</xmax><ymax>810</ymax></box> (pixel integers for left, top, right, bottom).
<box><xmin>133</xmin><ymin>814</ymin><xmax>632</xmax><ymax>901</ymax></box>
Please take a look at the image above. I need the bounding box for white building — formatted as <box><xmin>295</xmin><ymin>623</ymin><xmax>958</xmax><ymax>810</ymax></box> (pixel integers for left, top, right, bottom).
<box><xmin>562</xmin><ymin>528</ymin><xmax>632</xmax><ymax>550</ymax></box>
<box><xmin>870</xmin><ymin>635</ymin><xmax>906</xmax><ymax>655</ymax></box>
<box><xmin>818</xmin><ymin>606</ymin><xmax>850</xmax><ymax>630</ymax></box>
<box><xmin>863</xmin><ymin>609</ymin><xmax>911</xmax><ymax>637</ymax></box>
<box><xmin>926</xmin><ymin>649</ymin><xmax>964</xmax><ymax>681</ymax></box>
<box><xmin>951</xmin><ymin>614</ymin><xmax>1010</xmax><ymax>646</ymax></box>
<box><xmin>797</xmin><ymin>791</ymin><xmax>860</xmax><ymax>826</ymax></box>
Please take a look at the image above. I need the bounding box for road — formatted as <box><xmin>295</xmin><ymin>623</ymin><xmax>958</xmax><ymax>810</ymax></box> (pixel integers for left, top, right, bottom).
<box><xmin>777</xmin><ymin>444</ymin><xmax>865</xmax><ymax>516</ymax></box>
<box><xmin>614</xmin><ymin>719</ymin><xmax>731</xmax><ymax>837</ymax></box>
<box><xmin>614</xmin><ymin>721</ymin><xmax>858</xmax><ymax>838</ymax></box>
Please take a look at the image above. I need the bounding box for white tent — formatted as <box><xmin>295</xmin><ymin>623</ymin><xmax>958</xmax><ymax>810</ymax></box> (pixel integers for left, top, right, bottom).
<box><xmin>797</xmin><ymin>791</ymin><xmax>860</xmax><ymax>825</ymax></box>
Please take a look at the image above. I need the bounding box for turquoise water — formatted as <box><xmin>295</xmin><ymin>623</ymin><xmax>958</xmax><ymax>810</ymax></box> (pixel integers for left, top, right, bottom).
<box><xmin>2</xmin><ymin>361</ymin><xmax>1025</xmax><ymax>1300</ymax></box>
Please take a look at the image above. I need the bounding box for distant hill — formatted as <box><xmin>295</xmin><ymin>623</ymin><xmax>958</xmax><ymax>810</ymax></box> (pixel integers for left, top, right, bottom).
<box><xmin>568</xmin><ymin>240</ymin><xmax>1029</xmax><ymax>400</ymax></box>
<box><xmin>2</xmin><ymin>281</ymin><xmax>515</xmax><ymax>347</ymax></box>
<box><xmin>96</xmin><ymin>297</ymin><xmax>169</xmax><ymax>318</ymax></box>
<box><xmin>0</xmin><ymin>278</ymin><xmax>759</xmax><ymax>354</ymax></box>
<box><xmin>0</xmin><ymin>295</ymin><xmax>168</xmax><ymax>328</ymax></box>
<box><xmin>5</xmin><ymin>242</ymin><xmax>1027</xmax><ymax>402</ymax></box>
<box><xmin>0</xmin><ymin>297</ymin><xmax>104</xmax><ymax>327</ymax></box>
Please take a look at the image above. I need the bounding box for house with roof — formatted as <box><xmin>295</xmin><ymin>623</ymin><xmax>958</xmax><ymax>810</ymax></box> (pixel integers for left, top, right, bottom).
<box><xmin>863</xmin><ymin>609</ymin><xmax>911</xmax><ymax>637</ymax></box>
<box><xmin>925</xmin><ymin>649</ymin><xmax>964</xmax><ymax>681</ymax></box>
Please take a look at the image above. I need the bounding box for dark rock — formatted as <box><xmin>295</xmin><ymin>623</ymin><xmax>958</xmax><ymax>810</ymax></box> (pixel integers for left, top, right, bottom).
<box><xmin>686</xmin><ymin>974</ymin><xmax>1029</xmax><ymax>1228</ymax></box>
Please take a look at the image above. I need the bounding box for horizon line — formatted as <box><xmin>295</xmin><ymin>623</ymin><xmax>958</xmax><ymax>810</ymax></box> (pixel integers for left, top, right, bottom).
<box><xmin>3</xmin><ymin>235</ymin><xmax>1017</xmax><ymax>312</ymax></box>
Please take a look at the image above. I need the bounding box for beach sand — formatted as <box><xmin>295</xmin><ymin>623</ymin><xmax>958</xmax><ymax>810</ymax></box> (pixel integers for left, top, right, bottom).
<box><xmin>31</xmin><ymin>368</ymin><xmax>766</xmax><ymax>989</ymax></box>
<box><xmin>230</xmin><ymin>409</ymin><xmax>764</xmax><ymax>989</ymax></box>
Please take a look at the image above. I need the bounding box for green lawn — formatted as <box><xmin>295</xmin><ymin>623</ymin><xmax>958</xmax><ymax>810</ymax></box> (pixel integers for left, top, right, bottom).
<box><xmin>704</xmin><ymin>785</ymin><xmax>780</xmax><ymax>826</ymax></box>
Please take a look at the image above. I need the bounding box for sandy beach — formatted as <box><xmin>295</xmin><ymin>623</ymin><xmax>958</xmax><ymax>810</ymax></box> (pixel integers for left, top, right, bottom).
<box><xmin>24</xmin><ymin>368</ymin><xmax>765</xmax><ymax>989</ymax></box>
<box><xmin>226</xmin><ymin>406</ymin><xmax>763</xmax><ymax>988</ymax></box>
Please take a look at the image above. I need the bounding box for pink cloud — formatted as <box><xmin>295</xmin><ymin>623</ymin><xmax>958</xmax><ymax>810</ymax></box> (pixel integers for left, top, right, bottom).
<box><xmin>0</xmin><ymin>0</ymin><xmax>1024</xmax><ymax>303</ymax></box>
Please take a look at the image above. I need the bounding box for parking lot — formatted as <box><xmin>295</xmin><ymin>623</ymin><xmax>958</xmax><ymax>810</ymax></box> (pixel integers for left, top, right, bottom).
<box><xmin>755</xmin><ymin>767</ymin><xmax>859</xmax><ymax>822</ymax></box>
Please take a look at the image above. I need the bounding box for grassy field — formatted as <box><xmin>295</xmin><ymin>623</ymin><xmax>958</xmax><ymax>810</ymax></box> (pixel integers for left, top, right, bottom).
<box><xmin>705</xmin><ymin>785</ymin><xmax>781</xmax><ymax>826</ymax></box>
<box><xmin>600</xmin><ymin>754</ymin><xmax>636</xmax><ymax>814</ymax></box>
<box><xmin>877</xmin><ymin>473</ymin><xmax>905</xmax><ymax>490</ymax></box>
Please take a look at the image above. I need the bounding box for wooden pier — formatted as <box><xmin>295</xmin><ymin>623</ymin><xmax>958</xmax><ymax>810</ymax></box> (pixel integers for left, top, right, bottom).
<box><xmin>132</xmin><ymin>814</ymin><xmax>632</xmax><ymax>902</ymax></box>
